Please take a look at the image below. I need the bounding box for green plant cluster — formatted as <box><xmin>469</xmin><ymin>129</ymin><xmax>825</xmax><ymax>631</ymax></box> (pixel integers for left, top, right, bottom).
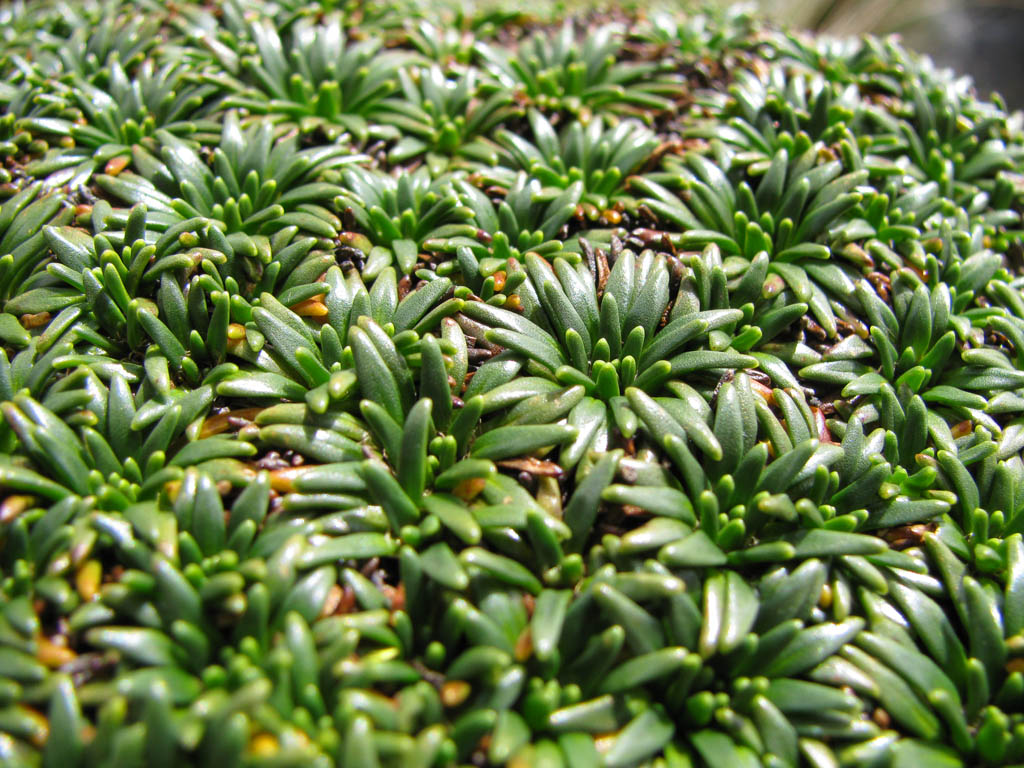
<box><xmin>2</xmin><ymin>0</ymin><xmax>1024</xmax><ymax>766</ymax></box>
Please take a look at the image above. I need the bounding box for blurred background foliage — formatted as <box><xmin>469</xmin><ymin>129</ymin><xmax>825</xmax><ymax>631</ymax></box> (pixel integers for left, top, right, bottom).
<box><xmin>726</xmin><ymin>0</ymin><xmax>1024</xmax><ymax>106</ymax></box>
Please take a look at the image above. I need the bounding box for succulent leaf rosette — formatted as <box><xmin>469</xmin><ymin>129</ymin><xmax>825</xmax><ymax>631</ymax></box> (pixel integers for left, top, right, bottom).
<box><xmin>1</xmin><ymin>1</ymin><xmax>1024</xmax><ymax>767</ymax></box>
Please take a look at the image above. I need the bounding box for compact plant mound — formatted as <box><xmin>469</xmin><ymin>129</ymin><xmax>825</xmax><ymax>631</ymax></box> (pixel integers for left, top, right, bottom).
<box><xmin>2</xmin><ymin>0</ymin><xmax>1024</xmax><ymax>766</ymax></box>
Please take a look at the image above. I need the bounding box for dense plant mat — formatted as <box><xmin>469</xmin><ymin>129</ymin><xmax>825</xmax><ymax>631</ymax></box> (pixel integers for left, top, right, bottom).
<box><xmin>2</xmin><ymin>0</ymin><xmax>1024</xmax><ymax>765</ymax></box>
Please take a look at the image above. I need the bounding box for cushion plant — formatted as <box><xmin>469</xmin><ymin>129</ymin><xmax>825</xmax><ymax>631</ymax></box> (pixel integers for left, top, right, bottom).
<box><xmin>2</xmin><ymin>0</ymin><xmax>1024</xmax><ymax>766</ymax></box>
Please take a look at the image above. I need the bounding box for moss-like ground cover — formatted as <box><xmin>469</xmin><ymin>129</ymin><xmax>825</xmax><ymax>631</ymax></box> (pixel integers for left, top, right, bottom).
<box><xmin>2</xmin><ymin>1</ymin><xmax>1024</xmax><ymax>766</ymax></box>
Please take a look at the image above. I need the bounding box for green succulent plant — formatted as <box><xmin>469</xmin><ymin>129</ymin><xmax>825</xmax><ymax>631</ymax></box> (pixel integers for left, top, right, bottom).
<box><xmin>685</xmin><ymin>68</ymin><xmax>865</xmax><ymax>161</ymax></box>
<box><xmin>632</xmin><ymin>5</ymin><xmax>757</xmax><ymax>65</ymax></box>
<box><xmin>402</xmin><ymin>19</ymin><xmax>481</xmax><ymax>66</ymax></box>
<box><xmin>29</xmin><ymin>2</ymin><xmax>165</xmax><ymax>79</ymax></box>
<box><xmin>15</xmin><ymin>57</ymin><xmax>223</xmax><ymax>189</ymax></box>
<box><xmin>220</xmin><ymin>15</ymin><xmax>422</xmax><ymax>143</ymax></box>
<box><xmin>97</xmin><ymin>111</ymin><xmax>362</xmax><ymax>255</ymax></box>
<box><xmin>333</xmin><ymin>166</ymin><xmax>477</xmax><ymax>277</ymax></box>
<box><xmin>3</xmin><ymin>2</ymin><xmax>1024</xmax><ymax>768</ymax></box>
<box><xmin>373</xmin><ymin>66</ymin><xmax>522</xmax><ymax>170</ymax></box>
<box><xmin>482</xmin><ymin>109</ymin><xmax>661</xmax><ymax>215</ymax></box>
<box><xmin>439</xmin><ymin>173</ymin><xmax>590</xmax><ymax>272</ymax></box>
<box><xmin>476</xmin><ymin>22</ymin><xmax>686</xmax><ymax>118</ymax></box>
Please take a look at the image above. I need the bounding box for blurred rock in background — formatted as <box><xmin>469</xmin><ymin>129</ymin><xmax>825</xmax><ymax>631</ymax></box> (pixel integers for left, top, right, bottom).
<box><xmin>900</xmin><ymin>2</ymin><xmax>1024</xmax><ymax>106</ymax></box>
